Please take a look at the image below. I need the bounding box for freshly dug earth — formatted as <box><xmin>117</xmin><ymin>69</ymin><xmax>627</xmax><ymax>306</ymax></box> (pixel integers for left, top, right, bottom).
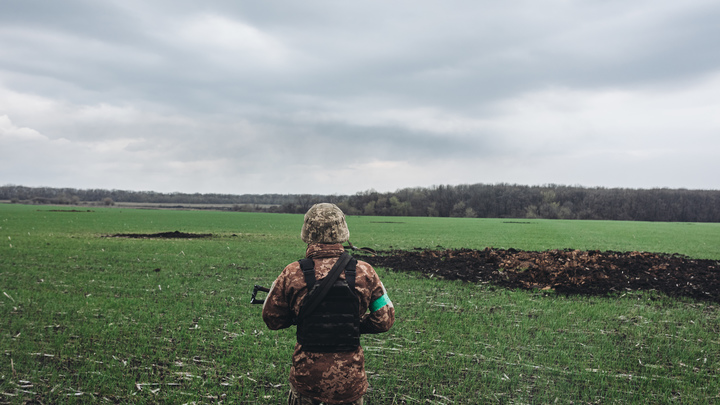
<box><xmin>107</xmin><ymin>231</ymin><xmax>212</xmax><ymax>239</ymax></box>
<box><xmin>362</xmin><ymin>248</ymin><xmax>720</xmax><ymax>303</ymax></box>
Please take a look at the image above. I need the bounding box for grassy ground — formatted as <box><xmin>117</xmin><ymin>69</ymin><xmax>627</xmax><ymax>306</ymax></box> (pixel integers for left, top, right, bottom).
<box><xmin>1</xmin><ymin>204</ymin><xmax>719</xmax><ymax>404</ymax></box>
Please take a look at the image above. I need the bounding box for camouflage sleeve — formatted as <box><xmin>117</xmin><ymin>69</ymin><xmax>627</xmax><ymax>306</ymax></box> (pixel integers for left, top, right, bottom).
<box><xmin>358</xmin><ymin>262</ymin><xmax>395</xmax><ymax>334</ymax></box>
<box><xmin>262</xmin><ymin>264</ymin><xmax>295</xmax><ymax>330</ymax></box>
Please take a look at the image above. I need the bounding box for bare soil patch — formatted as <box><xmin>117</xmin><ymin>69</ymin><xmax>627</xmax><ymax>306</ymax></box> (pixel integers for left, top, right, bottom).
<box><xmin>107</xmin><ymin>231</ymin><xmax>212</xmax><ymax>239</ymax></box>
<box><xmin>363</xmin><ymin>248</ymin><xmax>720</xmax><ymax>303</ymax></box>
<box><xmin>44</xmin><ymin>209</ymin><xmax>95</xmax><ymax>213</ymax></box>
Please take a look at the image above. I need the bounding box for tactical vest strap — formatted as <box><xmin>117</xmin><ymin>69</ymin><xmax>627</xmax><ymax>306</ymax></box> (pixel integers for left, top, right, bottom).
<box><xmin>299</xmin><ymin>258</ymin><xmax>316</xmax><ymax>291</ymax></box>
<box><xmin>299</xmin><ymin>256</ymin><xmax>357</xmax><ymax>291</ymax></box>
<box><xmin>345</xmin><ymin>259</ymin><xmax>357</xmax><ymax>290</ymax></box>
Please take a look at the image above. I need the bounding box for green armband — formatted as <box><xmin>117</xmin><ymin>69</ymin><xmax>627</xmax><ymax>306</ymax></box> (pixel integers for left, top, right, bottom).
<box><xmin>369</xmin><ymin>293</ymin><xmax>390</xmax><ymax>312</ymax></box>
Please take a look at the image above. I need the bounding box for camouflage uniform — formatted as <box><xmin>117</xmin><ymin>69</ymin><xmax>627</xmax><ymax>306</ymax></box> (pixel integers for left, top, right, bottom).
<box><xmin>288</xmin><ymin>384</ymin><xmax>363</xmax><ymax>405</ymax></box>
<box><xmin>263</xmin><ymin>204</ymin><xmax>395</xmax><ymax>404</ymax></box>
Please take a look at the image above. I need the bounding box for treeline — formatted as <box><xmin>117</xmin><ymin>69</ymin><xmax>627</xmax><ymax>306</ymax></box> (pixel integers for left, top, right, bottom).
<box><xmin>3</xmin><ymin>183</ymin><xmax>720</xmax><ymax>222</ymax></box>
<box><xmin>0</xmin><ymin>185</ymin><xmax>302</xmax><ymax>208</ymax></box>
<box><xmin>330</xmin><ymin>184</ymin><xmax>720</xmax><ymax>222</ymax></box>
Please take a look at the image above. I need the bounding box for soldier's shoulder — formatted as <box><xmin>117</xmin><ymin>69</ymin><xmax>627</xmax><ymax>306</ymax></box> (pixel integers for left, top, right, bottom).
<box><xmin>354</xmin><ymin>259</ymin><xmax>378</xmax><ymax>275</ymax></box>
<box><xmin>285</xmin><ymin>259</ymin><xmax>305</xmax><ymax>273</ymax></box>
<box><xmin>276</xmin><ymin>260</ymin><xmax>304</xmax><ymax>282</ymax></box>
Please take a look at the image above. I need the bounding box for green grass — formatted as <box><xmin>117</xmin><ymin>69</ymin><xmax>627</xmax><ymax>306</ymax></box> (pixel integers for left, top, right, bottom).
<box><xmin>350</xmin><ymin>216</ymin><xmax>720</xmax><ymax>259</ymax></box>
<box><xmin>1</xmin><ymin>204</ymin><xmax>719</xmax><ymax>404</ymax></box>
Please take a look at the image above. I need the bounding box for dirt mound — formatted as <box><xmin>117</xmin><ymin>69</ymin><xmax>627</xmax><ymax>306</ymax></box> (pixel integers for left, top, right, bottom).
<box><xmin>363</xmin><ymin>248</ymin><xmax>720</xmax><ymax>302</ymax></box>
<box><xmin>108</xmin><ymin>231</ymin><xmax>212</xmax><ymax>239</ymax></box>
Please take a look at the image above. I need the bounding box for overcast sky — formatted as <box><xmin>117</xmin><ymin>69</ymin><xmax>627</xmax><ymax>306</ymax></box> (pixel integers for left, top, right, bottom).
<box><xmin>1</xmin><ymin>0</ymin><xmax>719</xmax><ymax>195</ymax></box>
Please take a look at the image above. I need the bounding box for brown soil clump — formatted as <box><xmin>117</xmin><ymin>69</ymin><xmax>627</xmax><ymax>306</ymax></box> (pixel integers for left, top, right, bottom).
<box><xmin>363</xmin><ymin>248</ymin><xmax>720</xmax><ymax>302</ymax></box>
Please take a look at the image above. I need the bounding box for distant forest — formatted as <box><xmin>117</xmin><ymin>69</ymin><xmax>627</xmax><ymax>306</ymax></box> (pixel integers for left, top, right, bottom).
<box><xmin>2</xmin><ymin>183</ymin><xmax>720</xmax><ymax>223</ymax></box>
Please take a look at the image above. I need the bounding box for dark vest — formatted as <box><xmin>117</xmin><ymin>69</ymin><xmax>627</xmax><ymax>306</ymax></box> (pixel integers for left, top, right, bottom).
<box><xmin>296</xmin><ymin>257</ymin><xmax>361</xmax><ymax>353</ymax></box>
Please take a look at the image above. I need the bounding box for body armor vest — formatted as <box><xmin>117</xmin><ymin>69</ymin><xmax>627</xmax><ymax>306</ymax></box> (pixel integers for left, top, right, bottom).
<box><xmin>296</xmin><ymin>257</ymin><xmax>361</xmax><ymax>353</ymax></box>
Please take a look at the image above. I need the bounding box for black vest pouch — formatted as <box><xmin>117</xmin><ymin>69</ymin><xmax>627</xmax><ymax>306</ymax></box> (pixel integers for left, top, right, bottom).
<box><xmin>296</xmin><ymin>256</ymin><xmax>360</xmax><ymax>353</ymax></box>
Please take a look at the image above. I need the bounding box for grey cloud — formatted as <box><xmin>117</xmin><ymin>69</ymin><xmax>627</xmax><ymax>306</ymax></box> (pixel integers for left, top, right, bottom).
<box><xmin>1</xmin><ymin>0</ymin><xmax>719</xmax><ymax>194</ymax></box>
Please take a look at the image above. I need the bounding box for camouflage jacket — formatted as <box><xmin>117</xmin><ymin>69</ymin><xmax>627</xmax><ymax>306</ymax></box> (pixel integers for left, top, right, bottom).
<box><xmin>262</xmin><ymin>243</ymin><xmax>395</xmax><ymax>404</ymax></box>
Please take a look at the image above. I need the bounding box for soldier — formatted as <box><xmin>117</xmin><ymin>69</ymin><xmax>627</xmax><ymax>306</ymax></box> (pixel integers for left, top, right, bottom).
<box><xmin>263</xmin><ymin>203</ymin><xmax>395</xmax><ymax>405</ymax></box>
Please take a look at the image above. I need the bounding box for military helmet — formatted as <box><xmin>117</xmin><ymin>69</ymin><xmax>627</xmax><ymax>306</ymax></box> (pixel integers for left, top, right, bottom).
<box><xmin>301</xmin><ymin>203</ymin><xmax>350</xmax><ymax>244</ymax></box>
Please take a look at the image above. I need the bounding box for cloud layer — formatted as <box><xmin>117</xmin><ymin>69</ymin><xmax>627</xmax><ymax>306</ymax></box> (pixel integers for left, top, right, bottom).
<box><xmin>2</xmin><ymin>0</ymin><xmax>719</xmax><ymax>194</ymax></box>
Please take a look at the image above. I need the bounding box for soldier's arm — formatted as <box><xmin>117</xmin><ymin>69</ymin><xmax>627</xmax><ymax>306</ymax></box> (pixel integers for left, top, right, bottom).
<box><xmin>359</xmin><ymin>264</ymin><xmax>395</xmax><ymax>334</ymax></box>
<box><xmin>262</xmin><ymin>267</ymin><xmax>295</xmax><ymax>330</ymax></box>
